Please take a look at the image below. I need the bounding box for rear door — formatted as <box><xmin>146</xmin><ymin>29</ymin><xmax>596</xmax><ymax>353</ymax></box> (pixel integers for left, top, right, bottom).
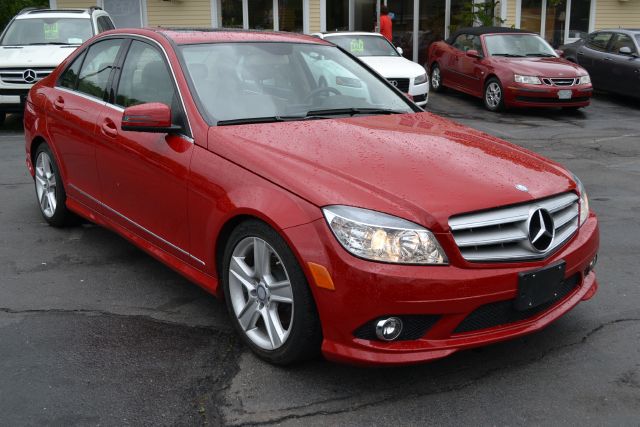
<box><xmin>94</xmin><ymin>38</ymin><xmax>195</xmax><ymax>265</ymax></box>
<box><xmin>578</xmin><ymin>31</ymin><xmax>613</xmax><ymax>89</ymax></box>
<box><xmin>46</xmin><ymin>38</ymin><xmax>124</xmax><ymax>211</ymax></box>
<box><xmin>605</xmin><ymin>32</ymin><xmax>640</xmax><ymax>96</ymax></box>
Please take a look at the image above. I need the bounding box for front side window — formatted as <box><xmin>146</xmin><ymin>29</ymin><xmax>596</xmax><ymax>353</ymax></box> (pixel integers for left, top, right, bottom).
<box><xmin>180</xmin><ymin>42</ymin><xmax>413</xmax><ymax>124</ymax></box>
<box><xmin>0</xmin><ymin>17</ymin><xmax>93</xmax><ymax>46</ymax></box>
<box><xmin>609</xmin><ymin>33</ymin><xmax>637</xmax><ymax>55</ymax></box>
<box><xmin>452</xmin><ymin>34</ymin><xmax>482</xmax><ymax>54</ymax></box>
<box><xmin>115</xmin><ymin>40</ymin><xmax>175</xmax><ymax>107</ymax></box>
<box><xmin>77</xmin><ymin>39</ymin><xmax>123</xmax><ymax>99</ymax></box>
<box><xmin>327</xmin><ymin>35</ymin><xmax>399</xmax><ymax>57</ymax></box>
<box><xmin>484</xmin><ymin>34</ymin><xmax>556</xmax><ymax>57</ymax></box>
<box><xmin>586</xmin><ymin>32</ymin><xmax>612</xmax><ymax>52</ymax></box>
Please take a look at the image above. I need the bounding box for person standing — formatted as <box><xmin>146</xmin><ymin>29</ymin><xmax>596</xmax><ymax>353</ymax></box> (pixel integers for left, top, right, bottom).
<box><xmin>379</xmin><ymin>5</ymin><xmax>392</xmax><ymax>42</ymax></box>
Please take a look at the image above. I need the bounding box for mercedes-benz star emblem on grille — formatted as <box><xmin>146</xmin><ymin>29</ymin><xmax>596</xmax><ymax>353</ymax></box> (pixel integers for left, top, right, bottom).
<box><xmin>515</xmin><ymin>184</ymin><xmax>529</xmax><ymax>192</ymax></box>
<box><xmin>528</xmin><ymin>208</ymin><xmax>555</xmax><ymax>252</ymax></box>
<box><xmin>23</xmin><ymin>69</ymin><xmax>37</xmax><ymax>83</ymax></box>
<box><xmin>389</xmin><ymin>80</ymin><xmax>398</xmax><ymax>87</ymax></box>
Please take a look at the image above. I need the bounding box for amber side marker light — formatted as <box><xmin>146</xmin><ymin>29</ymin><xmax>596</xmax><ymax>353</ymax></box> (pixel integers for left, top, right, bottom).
<box><xmin>307</xmin><ymin>262</ymin><xmax>335</xmax><ymax>290</ymax></box>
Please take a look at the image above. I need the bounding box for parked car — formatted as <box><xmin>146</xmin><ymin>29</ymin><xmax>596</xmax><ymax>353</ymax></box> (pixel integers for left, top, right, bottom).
<box><xmin>428</xmin><ymin>27</ymin><xmax>593</xmax><ymax>111</ymax></box>
<box><xmin>560</xmin><ymin>29</ymin><xmax>640</xmax><ymax>99</ymax></box>
<box><xmin>24</xmin><ymin>28</ymin><xmax>599</xmax><ymax>366</ymax></box>
<box><xmin>313</xmin><ymin>32</ymin><xmax>429</xmax><ymax>106</ymax></box>
<box><xmin>0</xmin><ymin>7</ymin><xmax>114</xmax><ymax>125</ymax></box>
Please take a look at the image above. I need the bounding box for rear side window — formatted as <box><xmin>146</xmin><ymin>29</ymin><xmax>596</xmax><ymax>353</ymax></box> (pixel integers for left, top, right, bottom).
<box><xmin>77</xmin><ymin>38</ymin><xmax>123</xmax><ymax>99</ymax></box>
<box><xmin>97</xmin><ymin>16</ymin><xmax>115</xmax><ymax>32</ymax></box>
<box><xmin>115</xmin><ymin>40</ymin><xmax>176</xmax><ymax>108</ymax></box>
<box><xmin>58</xmin><ymin>50</ymin><xmax>86</xmax><ymax>89</ymax></box>
<box><xmin>586</xmin><ymin>32</ymin><xmax>612</xmax><ymax>51</ymax></box>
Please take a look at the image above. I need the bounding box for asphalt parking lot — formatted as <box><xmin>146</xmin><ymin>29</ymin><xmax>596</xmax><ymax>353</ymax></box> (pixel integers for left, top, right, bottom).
<box><xmin>1</xmin><ymin>92</ymin><xmax>639</xmax><ymax>426</ymax></box>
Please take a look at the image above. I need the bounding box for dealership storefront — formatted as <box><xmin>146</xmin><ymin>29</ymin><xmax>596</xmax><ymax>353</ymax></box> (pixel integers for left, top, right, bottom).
<box><xmin>52</xmin><ymin>0</ymin><xmax>639</xmax><ymax>64</ymax></box>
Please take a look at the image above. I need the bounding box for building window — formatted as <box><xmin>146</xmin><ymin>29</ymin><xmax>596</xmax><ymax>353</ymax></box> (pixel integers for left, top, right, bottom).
<box><xmin>544</xmin><ymin>0</ymin><xmax>566</xmax><ymax>47</ymax></box>
<box><xmin>221</xmin><ymin>0</ymin><xmax>243</xmax><ymax>28</ymax></box>
<box><xmin>520</xmin><ymin>0</ymin><xmax>542</xmax><ymax>33</ymax></box>
<box><xmin>419</xmin><ymin>0</ymin><xmax>446</xmax><ymax>65</ymax></box>
<box><xmin>387</xmin><ymin>0</ymin><xmax>414</xmax><ymax>58</ymax></box>
<box><xmin>102</xmin><ymin>0</ymin><xmax>143</xmax><ymax>28</ymax></box>
<box><xmin>249</xmin><ymin>0</ymin><xmax>274</xmax><ymax>30</ymax></box>
<box><xmin>568</xmin><ymin>0</ymin><xmax>590</xmax><ymax>40</ymax></box>
<box><xmin>352</xmin><ymin>0</ymin><xmax>377</xmax><ymax>32</ymax></box>
<box><xmin>279</xmin><ymin>0</ymin><xmax>303</xmax><ymax>32</ymax></box>
<box><xmin>326</xmin><ymin>0</ymin><xmax>349</xmax><ymax>31</ymax></box>
<box><xmin>449</xmin><ymin>0</ymin><xmax>473</xmax><ymax>33</ymax></box>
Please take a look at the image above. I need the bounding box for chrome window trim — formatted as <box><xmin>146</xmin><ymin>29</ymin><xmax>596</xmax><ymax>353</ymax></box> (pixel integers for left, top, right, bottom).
<box><xmin>54</xmin><ymin>32</ymin><xmax>194</xmax><ymax>142</ymax></box>
<box><xmin>69</xmin><ymin>183</ymin><xmax>206</xmax><ymax>266</ymax></box>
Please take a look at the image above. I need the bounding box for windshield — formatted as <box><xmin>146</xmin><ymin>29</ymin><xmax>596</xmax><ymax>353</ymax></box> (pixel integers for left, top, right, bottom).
<box><xmin>326</xmin><ymin>34</ymin><xmax>399</xmax><ymax>57</ymax></box>
<box><xmin>1</xmin><ymin>18</ymin><xmax>92</xmax><ymax>46</ymax></box>
<box><xmin>180</xmin><ymin>42</ymin><xmax>413</xmax><ymax>125</ymax></box>
<box><xmin>484</xmin><ymin>34</ymin><xmax>557</xmax><ymax>58</ymax></box>
<box><xmin>636</xmin><ymin>34</ymin><xmax>640</xmax><ymax>46</ymax></box>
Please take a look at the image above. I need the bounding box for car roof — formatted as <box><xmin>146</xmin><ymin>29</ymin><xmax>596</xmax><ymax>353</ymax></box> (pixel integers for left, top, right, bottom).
<box><xmin>446</xmin><ymin>26</ymin><xmax>533</xmax><ymax>43</ymax></box>
<box><xmin>15</xmin><ymin>8</ymin><xmax>95</xmax><ymax>19</ymax></box>
<box><xmin>156</xmin><ymin>28</ymin><xmax>331</xmax><ymax>45</ymax></box>
<box><xmin>319</xmin><ymin>32</ymin><xmax>385</xmax><ymax>38</ymax></box>
<box><xmin>598</xmin><ymin>28</ymin><xmax>640</xmax><ymax>34</ymax></box>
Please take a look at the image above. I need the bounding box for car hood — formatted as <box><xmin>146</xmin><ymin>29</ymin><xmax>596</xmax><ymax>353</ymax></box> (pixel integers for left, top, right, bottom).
<box><xmin>492</xmin><ymin>57</ymin><xmax>588</xmax><ymax>77</ymax></box>
<box><xmin>207</xmin><ymin>112</ymin><xmax>574</xmax><ymax>232</ymax></box>
<box><xmin>0</xmin><ymin>45</ymin><xmax>78</xmax><ymax>68</ymax></box>
<box><xmin>358</xmin><ymin>56</ymin><xmax>426</xmax><ymax>78</ymax></box>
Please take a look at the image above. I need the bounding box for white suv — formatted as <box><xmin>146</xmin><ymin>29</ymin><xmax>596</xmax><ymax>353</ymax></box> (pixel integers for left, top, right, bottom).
<box><xmin>0</xmin><ymin>7</ymin><xmax>114</xmax><ymax>124</ymax></box>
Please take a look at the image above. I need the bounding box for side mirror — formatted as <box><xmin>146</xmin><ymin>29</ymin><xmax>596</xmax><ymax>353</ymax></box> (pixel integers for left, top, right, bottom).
<box><xmin>396</xmin><ymin>46</ymin><xmax>403</xmax><ymax>55</ymax></box>
<box><xmin>466</xmin><ymin>49</ymin><xmax>481</xmax><ymax>59</ymax></box>
<box><xmin>555</xmin><ymin>49</ymin><xmax>564</xmax><ymax>57</ymax></box>
<box><xmin>121</xmin><ymin>102</ymin><xmax>181</xmax><ymax>133</ymax></box>
<box><xmin>619</xmin><ymin>46</ymin><xmax>633</xmax><ymax>55</ymax></box>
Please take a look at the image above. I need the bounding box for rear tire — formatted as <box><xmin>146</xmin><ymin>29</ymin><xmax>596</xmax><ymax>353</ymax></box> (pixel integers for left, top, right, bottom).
<box><xmin>483</xmin><ymin>78</ymin><xmax>505</xmax><ymax>112</ymax></box>
<box><xmin>33</xmin><ymin>143</ymin><xmax>73</xmax><ymax>227</ymax></box>
<box><xmin>222</xmin><ymin>219</ymin><xmax>322</xmax><ymax>365</ymax></box>
<box><xmin>430</xmin><ymin>63</ymin><xmax>445</xmax><ymax>93</ymax></box>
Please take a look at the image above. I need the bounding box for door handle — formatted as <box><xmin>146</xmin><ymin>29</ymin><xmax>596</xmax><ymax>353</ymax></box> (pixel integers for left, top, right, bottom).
<box><xmin>53</xmin><ymin>96</ymin><xmax>64</xmax><ymax>111</ymax></box>
<box><xmin>101</xmin><ymin>118</ymin><xmax>118</xmax><ymax>138</ymax></box>
<box><xmin>578</xmin><ymin>51</ymin><xmax>584</xmax><ymax>55</ymax></box>
<box><xmin>604</xmin><ymin>57</ymin><xmax>612</xmax><ymax>61</ymax></box>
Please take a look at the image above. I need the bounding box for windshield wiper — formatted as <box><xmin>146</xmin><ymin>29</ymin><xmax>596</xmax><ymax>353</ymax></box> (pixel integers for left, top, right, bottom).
<box><xmin>216</xmin><ymin>115</ymin><xmax>328</xmax><ymax>126</ymax></box>
<box><xmin>304</xmin><ymin>107</ymin><xmax>406</xmax><ymax>117</ymax></box>
<box><xmin>525</xmin><ymin>53</ymin><xmax>556</xmax><ymax>57</ymax></box>
<box><xmin>492</xmin><ymin>53</ymin><xmax>526</xmax><ymax>57</ymax></box>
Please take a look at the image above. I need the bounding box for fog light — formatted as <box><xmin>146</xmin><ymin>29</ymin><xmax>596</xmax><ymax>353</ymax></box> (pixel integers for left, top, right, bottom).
<box><xmin>375</xmin><ymin>317</ymin><xmax>403</xmax><ymax>341</ymax></box>
<box><xmin>584</xmin><ymin>254</ymin><xmax>598</xmax><ymax>276</ymax></box>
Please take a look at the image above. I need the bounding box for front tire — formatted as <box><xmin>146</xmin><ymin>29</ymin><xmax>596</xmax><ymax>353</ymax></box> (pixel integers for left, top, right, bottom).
<box><xmin>430</xmin><ymin>63</ymin><xmax>445</xmax><ymax>93</ymax></box>
<box><xmin>222</xmin><ymin>220</ymin><xmax>322</xmax><ymax>365</ymax></box>
<box><xmin>33</xmin><ymin>143</ymin><xmax>73</xmax><ymax>227</ymax></box>
<box><xmin>484</xmin><ymin>78</ymin><xmax>505</xmax><ymax>112</ymax></box>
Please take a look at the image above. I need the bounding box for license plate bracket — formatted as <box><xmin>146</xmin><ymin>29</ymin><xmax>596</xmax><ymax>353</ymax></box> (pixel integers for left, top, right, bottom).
<box><xmin>515</xmin><ymin>261</ymin><xmax>566</xmax><ymax>311</ymax></box>
<box><xmin>558</xmin><ymin>89</ymin><xmax>572</xmax><ymax>99</ymax></box>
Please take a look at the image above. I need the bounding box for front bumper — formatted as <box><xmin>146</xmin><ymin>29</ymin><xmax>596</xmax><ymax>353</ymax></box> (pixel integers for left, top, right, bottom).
<box><xmin>0</xmin><ymin>88</ymin><xmax>30</xmax><ymax>113</ymax></box>
<box><xmin>504</xmin><ymin>83</ymin><xmax>593</xmax><ymax>108</ymax></box>
<box><xmin>409</xmin><ymin>81</ymin><xmax>429</xmax><ymax>106</ymax></box>
<box><xmin>284</xmin><ymin>214</ymin><xmax>599</xmax><ymax>366</ymax></box>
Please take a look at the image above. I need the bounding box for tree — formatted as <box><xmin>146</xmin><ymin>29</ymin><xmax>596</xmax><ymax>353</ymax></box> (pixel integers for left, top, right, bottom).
<box><xmin>457</xmin><ymin>0</ymin><xmax>505</xmax><ymax>29</ymax></box>
<box><xmin>0</xmin><ymin>0</ymin><xmax>49</xmax><ymax>34</ymax></box>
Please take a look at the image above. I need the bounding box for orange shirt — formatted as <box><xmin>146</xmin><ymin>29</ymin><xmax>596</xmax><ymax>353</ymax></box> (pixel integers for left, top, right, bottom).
<box><xmin>380</xmin><ymin>14</ymin><xmax>392</xmax><ymax>42</ymax></box>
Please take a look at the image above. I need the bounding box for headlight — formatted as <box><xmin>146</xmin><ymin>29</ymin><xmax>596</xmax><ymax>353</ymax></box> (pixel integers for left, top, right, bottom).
<box><xmin>414</xmin><ymin>73</ymin><xmax>428</xmax><ymax>85</ymax></box>
<box><xmin>572</xmin><ymin>173</ymin><xmax>590</xmax><ymax>226</ymax></box>
<box><xmin>578</xmin><ymin>75</ymin><xmax>591</xmax><ymax>85</ymax></box>
<box><xmin>514</xmin><ymin>74</ymin><xmax>542</xmax><ymax>85</ymax></box>
<box><xmin>322</xmin><ymin>205</ymin><xmax>447</xmax><ymax>264</ymax></box>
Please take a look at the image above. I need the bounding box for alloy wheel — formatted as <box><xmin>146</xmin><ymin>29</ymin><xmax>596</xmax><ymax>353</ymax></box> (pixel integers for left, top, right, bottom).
<box><xmin>431</xmin><ymin>67</ymin><xmax>441</xmax><ymax>90</ymax></box>
<box><xmin>228</xmin><ymin>236</ymin><xmax>294</xmax><ymax>350</ymax></box>
<box><xmin>485</xmin><ymin>82</ymin><xmax>502</xmax><ymax>109</ymax></box>
<box><xmin>35</xmin><ymin>151</ymin><xmax>57</xmax><ymax>218</ymax></box>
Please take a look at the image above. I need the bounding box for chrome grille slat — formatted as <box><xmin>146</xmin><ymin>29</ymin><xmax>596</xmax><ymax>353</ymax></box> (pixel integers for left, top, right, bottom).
<box><xmin>449</xmin><ymin>192</ymin><xmax>579</xmax><ymax>262</ymax></box>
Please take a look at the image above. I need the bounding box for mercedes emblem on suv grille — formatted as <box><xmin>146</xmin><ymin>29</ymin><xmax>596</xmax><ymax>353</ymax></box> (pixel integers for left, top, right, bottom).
<box><xmin>528</xmin><ymin>208</ymin><xmax>555</xmax><ymax>252</ymax></box>
<box><xmin>23</xmin><ymin>69</ymin><xmax>37</xmax><ymax>83</ymax></box>
<box><xmin>389</xmin><ymin>80</ymin><xmax>398</xmax><ymax>87</ymax></box>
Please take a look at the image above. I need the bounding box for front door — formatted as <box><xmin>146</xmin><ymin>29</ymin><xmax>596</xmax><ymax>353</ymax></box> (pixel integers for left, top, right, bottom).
<box><xmin>578</xmin><ymin>32</ymin><xmax>613</xmax><ymax>89</ymax></box>
<box><xmin>606</xmin><ymin>33</ymin><xmax>640</xmax><ymax>96</ymax></box>
<box><xmin>95</xmin><ymin>38</ymin><xmax>194</xmax><ymax>264</ymax></box>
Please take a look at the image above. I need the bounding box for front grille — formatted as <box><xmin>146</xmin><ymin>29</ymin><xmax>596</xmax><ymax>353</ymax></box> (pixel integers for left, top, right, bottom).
<box><xmin>542</xmin><ymin>77</ymin><xmax>578</xmax><ymax>86</ymax></box>
<box><xmin>449</xmin><ymin>192</ymin><xmax>579</xmax><ymax>262</ymax></box>
<box><xmin>0</xmin><ymin>68</ymin><xmax>54</xmax><ymax>84</ymax></box>
<box><xmin>453</xmin><ymin>273</ymin><xmax>581</xmax><ymax>334</ymax></box>
<box><xmin>387</xmin><ymin>77</ymin><xmax>410</xmax><ymax>92</ymax></box>
<box><xmin>516</xmin><ymin>96</ymin><xmax>589</xmax><ymax>104</ymax></box>
<box><xmin>353</xmin><ymin>315</ymin><xmax>440</xmax><ymax>341</ymax></box>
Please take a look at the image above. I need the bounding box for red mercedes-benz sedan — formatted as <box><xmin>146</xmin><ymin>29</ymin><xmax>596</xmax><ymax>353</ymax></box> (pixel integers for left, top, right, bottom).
<box><xmin>23</xmin><ymin>28</ymin><xmax>599</xmax><ymax>366</ymax></box>
<box><xmin>428</xmin><ymin>27</ymin><xmax>593</xmax><ymax>111</ymax></box>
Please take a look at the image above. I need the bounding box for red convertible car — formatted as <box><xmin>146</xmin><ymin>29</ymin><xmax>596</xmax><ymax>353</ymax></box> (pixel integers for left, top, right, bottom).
<box><xmin>428</xmin><ymin>27</ymin><xmax>593</xmax><ymax>111</ymax></box>
<box><xmin>24</xmin><ymin>28</ymin><xmax>598</xmax><ymax>366</ymax></box>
